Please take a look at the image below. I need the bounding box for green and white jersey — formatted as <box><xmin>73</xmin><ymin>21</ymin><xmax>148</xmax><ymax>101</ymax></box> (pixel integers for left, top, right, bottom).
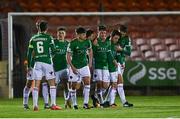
<box><xmin>27</xmin><ymin>33</ymin><xmax>55</xmax><ymax>68</ymax></box>
<box><xmin>116</xmin><ymin>35</ymin><xmax>132</xmax><ymax>64</ymax></box>
<box><xmin>52</xmin><ymin>39</ymin><xmax>69</xmax><ymax>72</ymax></box>
<box><xmin>93</xmin><ymin>37</ymin><xmax>111</xmax><ymax>70</ymax></box>
<box><xmin>108</xmin><ymin>41</ymin><xmax>117</xmax><ymax>72</ymax></box>
<box><xmin>67</xmin><ymin>38</ymin><xmax>91</xmax><ymax>69</ymax></box>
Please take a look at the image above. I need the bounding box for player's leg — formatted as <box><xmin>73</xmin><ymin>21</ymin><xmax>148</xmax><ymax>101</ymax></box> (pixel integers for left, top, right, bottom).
<box><xmin>45</xmin><ymin>63</ymin><xmax>61</xmax><ymax>110</ymax></box>
<box><xmin>109</xmin><ymin>72</ymin><xmax>118</xmax><ymax>107</ymax></box>
<box><xmin>41</xmin><ymin>77</ymin><xmax>50</xmax><ymax>109</ymax></box>
<box><xmin>81</xmin><ymin>66</ymin><xmax>91</xmax><ymax>109</ymax></box>
<box><xmin>23</xmin><ymin>79</ymin><xmax>34</xmax><ymax>109</ymax></box>
<box><xmin>32</xmin><ymin>62</ymin><xmax>43</xmax><ymax>111</ymax></box>
<box><xmin>68</xmin><ymin>67</ymin><xmax>79</xmax><ymax>109</ymax></box>
<box><xmin>94</xmin><ymin>69</ymin><xmax>104</xmax><ymax>107</ymax></box>
<box><xmin>90</xmin><ymin>79</ymin><xmax>99</xmax><ymax>108</ymax></box>
<box><xmin>102</xmin><ymin>69</ymin><xmax>110</xmax><ymax>107</ymax></box>
<box><xmin>117</xmin><ymin>64</ymin><xmax>133</xmax><ymax>107</ymax></box>
<box><xmin>60</xmin><ymin>69</ymin><xmax>71</xmax><ymax>108</ymax></box>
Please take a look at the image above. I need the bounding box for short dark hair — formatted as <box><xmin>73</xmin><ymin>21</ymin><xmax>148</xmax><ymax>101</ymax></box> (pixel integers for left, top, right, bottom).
<box><xmin>111</xmin><ymin>30</ymin><xmax>121</xmax><ymax>37</ymax></box>
<box><xmin>86</xmin><ymin>29</ymin><xmax>94</xmax><ymax>38</ymax></box>
<box><xmin>36</xmin><ymin>20</ymin><xmax>48</xmax><ymax>32</ymax></box>
<box><xmin>119</xmin><ymin>25</ymin><xmax>128</xmax><ymax>33</ymax></box>
<box><xmin>75</xmin><ymin>27</ymin><xmax>86</xmax><ymax>34</ymax></box>
<box><xmin>57</xmin><ymin>26</ymin><xmax>66</xmax><ymax>31</ymax></box>
<box><xmin>98</xmin><ymin>25</ymin><xmax>106</xmax><ymax>31</ymax></box>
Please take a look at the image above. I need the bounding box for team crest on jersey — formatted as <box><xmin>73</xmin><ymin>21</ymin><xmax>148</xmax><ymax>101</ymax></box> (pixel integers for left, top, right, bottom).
<box><xmin>49</xmin><ymin>71</ymin><xmax>54</xmax><ymax>75</ymax></box>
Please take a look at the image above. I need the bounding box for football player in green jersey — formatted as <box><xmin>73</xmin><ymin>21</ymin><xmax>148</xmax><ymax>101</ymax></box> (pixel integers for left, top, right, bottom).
<box><xmin>27</xmin><ymin>20</ymin><xmax>61</xmax><ymax>111</ymax></box>
<box><xmin>66</xmin><ymin>27</ymin><xmax>92</xmax><ymax>109</ymax></box>
<box><xmin>86</xmin><ymin>29</ymin><xmax>101</xmax><ymax>107</ymax></box>
<box><xmin>92</xmin><ymin>25</ymin><xmax>111</xmax><ymax>107</ymax></box>
<box><xmin>116</xmin><ymin>25</ymin><xmax>133</xmax><ymax>107</ymax></box>
<box><xmin>23</xmin><ymin>21</ymin><xmax>50</xmax><ymax>110</ymax></box>
<box><xmin>106</xmin><ymin>30</ymin><xmax>120</xmax><ymax>107</ymax></box>
<box><xmin>52</xmin><ymin>27</ymin><xmax>71</xmax><ymax>108</ymax></box>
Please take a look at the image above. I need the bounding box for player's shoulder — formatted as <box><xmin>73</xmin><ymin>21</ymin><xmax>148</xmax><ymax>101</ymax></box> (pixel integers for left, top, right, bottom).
<box><xmin>70</xmin><ymin>38</ymin><xmax>78</xmax><ymax>43</ymax></box>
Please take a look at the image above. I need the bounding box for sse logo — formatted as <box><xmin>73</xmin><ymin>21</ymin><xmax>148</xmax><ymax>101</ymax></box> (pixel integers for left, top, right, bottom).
<box><xmin>127</xmin><ymin>62</ymin><xmax>177</xmax><ymax>85</ymax></box>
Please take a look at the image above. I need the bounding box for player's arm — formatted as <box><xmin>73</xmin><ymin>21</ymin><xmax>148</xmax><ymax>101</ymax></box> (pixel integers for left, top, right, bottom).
<box><xmin>66</xmin><ymin>43</ymin><xmax>78</xmax><ymax>74</ymax></box>
<box><xmin>49</xmin><ymin>36</ymin><xmax>56</xmax><ymax>56</ymax></box>
<box><xmin>107</xmin><ymin>44</ymin><xmax>118</xmax><ymax>67</ymax></box>
<box><xmin>87</xmin><ymin>40</ymin><xmax>93</xmax><ymax>69</ymax></box>
<box><xmin>116</xmin><ymin>37</ymin><xmax>132</xmax><ymax>56</ymax></box>
<box><xmin>27</xmin><ymin>40</ymin><xmax>33</xmax><ymax>69</ymax></box>
<box><xmin>122</xmin><ymin>37</ymin><xmax>132</xmax><ymax>56</ymax></box>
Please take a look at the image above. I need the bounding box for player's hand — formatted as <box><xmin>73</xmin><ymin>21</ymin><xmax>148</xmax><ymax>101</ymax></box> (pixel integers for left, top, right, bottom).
<box><xmin>89</xmin><ymin>63</ymin><xmax>93</xmax><ymax>73</ymax></box>
<box><xmin>116</xmin><ymin>45</ymin><xmax>123</xmax><ymax>51</ymax></box>
<box><xmin>93</xmin><ymin>38</ymin><xmax>98</xmax><ymax>46</ymax></box>
<box><xmin>27</xmin><ymin>67</ymin><xmax>32</xmax><ymax>76</ymax></box>
<box><xmin>114</xmin><ymin>60</ymin><xmax>118</xmax><ymax>68</ymax></box>
<box><xmin>71</xmin><ymin>66</ymin><xmax>78</xmax><ymax>74</ymax></box>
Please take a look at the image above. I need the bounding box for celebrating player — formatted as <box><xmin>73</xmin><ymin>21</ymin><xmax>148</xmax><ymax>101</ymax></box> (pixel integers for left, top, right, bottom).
<box><xmin>116</xmin><ymin>25</ymin><xmax>133</xmax><ymax>107</ymax></box>
<box><xmin>66</xmin><ymin>27</ymin><xmax>92</xmax><ymax>109</ymax></box>
<box><xmin>106</xmin><ymin>30</ymin><xmax>120</xmax><ymax>107</ymax></box>
<box><xmin>27</xmin><ymin>20</ymin><xmax>61</xmax><ymax>111</ymax></box>
<box><xmin>92</xmin><ymin>25</ymin><xmax>111</xmax><ymax>107</ymax></box>
<box><xmin>52</xmin><ymin>26</ymin><xmax>71</xmax><ymax>108</ymax></box>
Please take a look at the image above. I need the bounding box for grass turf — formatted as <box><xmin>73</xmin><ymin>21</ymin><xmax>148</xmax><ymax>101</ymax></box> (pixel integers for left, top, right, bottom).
<box><xmin>0</xmin><ymin>96</ymin><xmax>180</xmax><ymax>118</ymax></box>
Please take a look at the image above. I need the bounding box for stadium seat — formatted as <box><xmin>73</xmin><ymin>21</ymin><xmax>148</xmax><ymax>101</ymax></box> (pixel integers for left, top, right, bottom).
<box><xmin>29</xmin><ymin>2</ymin><xmax>42</xmax><ymax>12</ymax></box>
<box><xmin>48</xmin><ymin>16</ymin><xmax>61</xmax><ymax>26</ymax></box>
<box><xmin>154</xmin><ymin>44</ymin><xmax>166</xmax><ymax>52</ymax></box>
<box><xmin>42</xmin><ymin>1</ymin><xmax>56</xmax><ymax>12</ymax></box>
<box><xmin>111</xmin><ymin>0</ymin><xmax>126</xmax><ymax>11</ymax></box>
<box><xmin>136</xmin><ymin>38</ymin><xmax>147</xmax><ymax>46</ymax></box>
<box><xmin>126</xmin><ymin>0</ymin><xmax>141</xmax><ymax>11</ymax></box>
<box><xmin>139</xmin><ymin>0</ymin><xmax>154</xmax><ymax>11</ymax></box>
<box><xmin>164</xmin><ymin>38</ymin><xmax>176</xmax><ymax>46</ymax></box>
<box><xmin>77</xmin><ymin>16</ymin><xmax>90</xmax><ymax>25</ymax></box>
<box><xmin>130</xmin><ymin>50</ymin><xmax>142</xmax><ymax>58</ymax></box>
<box><xmin>140</xmin><ymin>44</ymin><xmax>151</xmax><ymax>53</ymax></box>
<box><xmin>150</xmin><ymin>38</ymin><xmax>162</xmax><ymax>46</ymax></box>
<box><xmin>56</xmin><ymin>1</ymin><xmax>71</xmax><ymax>11</ymax></box>
<box><xmin>131</xmin><ymin>57</ymin><xmax>143</xmax><ymax>61</ymax></box>
<box><xmin>169</xmin><ymin>44</ymin><xmax>180</xmax><ymax>52</ymax></box>
<box><xmin>146</xmin><ymin>16</ymin><xmax>160</xmax><ymax>25</ymax></box>
<box><xmin>174</xmin><ymin>51</ymin><xmax>180</xmax><ymax>59</ymax></box>
<box><xmin>158</xmin><ymin>51</ymin><xmax>171</xmax><ymax>60</ymax></box>
<box><xmin>153</xmin><ymin>0</ymin><xmax>167</xmax><ymax>11</ymax></box>
<box><xmin>144</xmin><ymin>51</ymin><xmax>156</xmax><ymax>58</ymax></box>
<box><xmin>167</xmin><ymin>0</ymin><xmax>180</xmax><ymax>10</ymax></box>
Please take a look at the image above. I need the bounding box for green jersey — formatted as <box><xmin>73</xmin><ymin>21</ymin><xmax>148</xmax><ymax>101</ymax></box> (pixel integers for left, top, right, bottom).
<box><xmin>27</xmin><ymin>33</ymin><xmax>55</xmax><ymax>68</ymax></box>
<box><xmin>108</xmin><ymin>41</ymin><xmax>117</xmax><ymax>72</ymax></box>
<box><xmin>116</xmin><ymin>35</ymin><xmax>132</xmax><ymax>64</ymax></box>
<box><xmin>67</xmin><ymin>38</ymin><xmax>91</xmax><ymax>69</ymax></box>
<box><xmin>52</xmin><ymin>39</ymin><xmax>69</xmax><ymax>72</ymax></box>
<box><xmin>93</xmin><ymin>37</ymin><xmax>111</xmax><ymax>70</ymax></box>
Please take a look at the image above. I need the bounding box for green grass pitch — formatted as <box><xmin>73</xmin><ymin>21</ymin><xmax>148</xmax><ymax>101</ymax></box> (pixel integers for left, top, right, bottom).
<box><xmin>0</xmin><ymin>96</ymin><xmax>180</xmax><ymax>118</ymax></box>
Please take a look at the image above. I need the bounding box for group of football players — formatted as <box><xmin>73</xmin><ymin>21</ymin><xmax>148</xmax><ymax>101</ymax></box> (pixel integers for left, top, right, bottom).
<box><xmin>23</xmin><ymin>19</ymin><xmax>133</xmax><ymax>111</ymax></box>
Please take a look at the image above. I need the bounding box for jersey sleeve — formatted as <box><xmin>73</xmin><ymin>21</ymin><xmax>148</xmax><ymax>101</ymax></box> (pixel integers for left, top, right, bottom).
<box><xmin>27</xmin><ymin>39</ymin><xmax>33</xmax><ymax>68</ymax></box>
<box><xmin>121</xmin><ymin>37</ymin><xmax>132</xmax><ymax>56</ymax></box>
<box><xmin>67</xmin><ymin>42</ymin><xmax>73</xmax><ymax>53</ymax></box>
<box><xmin>49</xmin><ymin>36</ymin><xmax>56</xmax><ymax>54</ymax></box>
<box><xmin>87</xmin><ymin>39</ymin><xmax>92</xmax><ymax>49</ymax></box>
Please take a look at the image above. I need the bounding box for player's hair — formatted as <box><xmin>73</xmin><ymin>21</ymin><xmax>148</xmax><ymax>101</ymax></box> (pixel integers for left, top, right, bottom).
<box><xmin>75</xmin><ymin>27</ymin><xmax>86</xmax><ymax>34</ymax></box>
<box><xmin>36</xmin><ymin>20</ymin><xmax>48</xmax><ymax>32</ymax></box>
<box><xmin>111</xmin><ymin>30</ymin><xmax>121</xmax><ymax>37</ymax></box>
<box><xmin>57</xmin><ymin>26</ymin><xmax>66</xmax><ymax>31</ymax></box>
<box><xmin>98</xmin><ymin>25</ymin><xmax>106</xmax><ymax>31</ymax></box>
<box><xmin>86</xmin><ymin>29</ymin><xmax>94</xmax><ymax>38</ymax></box>
<box><xmin>119</xmin><ymin>25</ymin><xmax>128</xmax><ymax>33</ymax></box>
